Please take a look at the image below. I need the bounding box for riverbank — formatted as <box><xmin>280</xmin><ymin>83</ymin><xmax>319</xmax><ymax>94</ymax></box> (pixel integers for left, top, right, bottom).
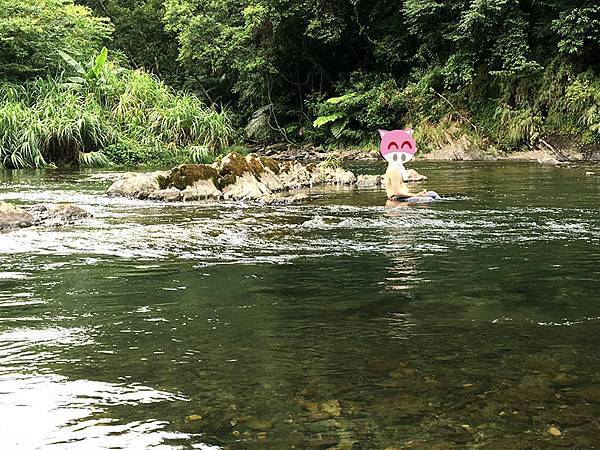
<box><xmin>255</xmin><ymin>133</ymin><xmax>600</xmax><ymax>166</ymax></box>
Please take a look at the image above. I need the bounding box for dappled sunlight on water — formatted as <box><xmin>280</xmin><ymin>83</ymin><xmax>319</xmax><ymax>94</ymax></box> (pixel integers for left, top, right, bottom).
<box><xmin>0</xmin><ymin>162</ymin><xmax>599</xmax><ymax>448</ymax></box>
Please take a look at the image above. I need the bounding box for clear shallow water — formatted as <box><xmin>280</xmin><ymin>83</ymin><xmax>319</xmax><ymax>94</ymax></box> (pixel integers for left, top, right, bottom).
<box><xmin>0</xmin><ymin>162</ymin><xmax>599</xmax><ymax>449</ymax></box>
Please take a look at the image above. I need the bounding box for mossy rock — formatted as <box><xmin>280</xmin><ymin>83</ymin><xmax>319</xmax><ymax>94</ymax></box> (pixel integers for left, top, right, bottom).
<box><xmin>217</xmin><ymin>173</ymin><xmax>237</xmax><ymax>190</ymax></box>
<box><xmin>158</xmin><ymin>164</ymin><xmax>219</xmax><ymax>190</ymax></box>
<box><xmin>245</xmin><ymin>154</ymin><xmax>264</xmax><ymax>175</ymax></box>
<box><xmin>219</xmin><ymin>152</ymin><xmax>252</xmax><ymax>177</ymax></box>
<box><xmin>259</xmin><ymin>156</ymin><xmax>280</xmax><ymax>174</ymax></box>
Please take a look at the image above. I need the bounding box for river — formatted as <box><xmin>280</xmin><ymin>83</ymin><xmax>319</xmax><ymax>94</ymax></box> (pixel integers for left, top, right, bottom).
<box><xmin>1</xmin><ymin>161</ymin><xmax>599</xmax><ymax>448</ymax></box>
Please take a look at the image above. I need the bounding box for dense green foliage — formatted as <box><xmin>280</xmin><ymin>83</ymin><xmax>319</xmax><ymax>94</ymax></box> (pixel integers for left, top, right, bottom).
<box><xmin>1</xmin><ymin>0</ymin><xmax>599</xmax><ymax>167</ymax></box>
<box><xmin>79</xmin><ymin>0</ymin><xmax>183</xmax><ymax>85</ymax></box>
<box><xmin>157</xmin><ymin>0</ymin><xmax>600</xmax><ymax>150</ymax></box>
<box><xmin>0</xmin><ymin>63</ymin><xmax>232</xmax><ymax>168</ymax></box>
<box><xmin>0</xmin><ymin>0</ymin><xmax>113</xmax><ymax>80</ymax></box>
<box><xmin>0</xmin><ymin>0</ymin><xmax>232</xmax><ymax>168</ymax></box>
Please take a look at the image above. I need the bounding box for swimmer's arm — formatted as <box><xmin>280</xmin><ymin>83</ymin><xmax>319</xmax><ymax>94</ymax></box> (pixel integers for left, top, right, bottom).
<box><xmin>389</xmin><ymin>175</ymin><xmax>427</xmax><ymax>198</ymax></box>
<box><xmin>389</xmin><ymin>190</ymin><xmax>427</xmax><ymax>199</ymax></box>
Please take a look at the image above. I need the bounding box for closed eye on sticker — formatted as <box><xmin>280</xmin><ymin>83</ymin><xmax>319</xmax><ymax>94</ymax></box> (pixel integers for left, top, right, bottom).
<box><xmin>401</xmin><ymin>141</ymin><xmax>412</xmax><ymax>150</ymax></box>
<box><xmin>387</xmin><ymin>142</ymin><xmax>398</xmax><ymax>150</ymax></box>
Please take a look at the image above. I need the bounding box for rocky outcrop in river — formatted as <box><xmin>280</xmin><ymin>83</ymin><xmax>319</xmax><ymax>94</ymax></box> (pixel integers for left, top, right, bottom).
<box><xmin>0</xmin><ymin>202</ymin><xmax>91</xmax><ymax>230</ymax></box>
<box><xmin>107</xmin><ymin>152</ymin><xmax>427</xmax><ymax>203</ymax></box>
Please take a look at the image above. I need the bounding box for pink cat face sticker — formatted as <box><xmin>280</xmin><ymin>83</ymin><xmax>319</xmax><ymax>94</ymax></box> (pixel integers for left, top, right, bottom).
<box><xmin>379</xmin><ymin>129</ymin><xmax>417</xmax><ymax>164</ymax></box>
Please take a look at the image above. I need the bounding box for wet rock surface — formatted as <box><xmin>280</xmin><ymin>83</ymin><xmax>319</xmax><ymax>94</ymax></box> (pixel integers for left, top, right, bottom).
<box><xmin>106</xmin><ymin>152</ymin><xmax>418</xmax><ymax>204</ymax></box>
<box><xmin>0</xmin><ymin>201</ymin><xmax>34</xmax><ymax>230</ymax></box>
<box><xmin>106</xmin><ymin>170</ymin><xmax>168</xmax><ymax>199</ymax></box>
<box><xmin>1</xmin><ymin>201</ymin><xmax>92</xmax><ymax>230</ymax></box>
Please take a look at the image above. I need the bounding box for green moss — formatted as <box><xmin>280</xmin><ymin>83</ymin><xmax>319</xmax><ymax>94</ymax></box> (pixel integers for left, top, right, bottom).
<box><xmin>159</xmin><ymin>164</ymin><xmax>219</xmax><ymax>190</ymax></box>
<box><xmin>218</xmin><ymin>152</ymin><xmax>252</xmax><ymax>177</ymax></box>
<box><xmin>245</xmin><ymin>154</ymin><xmax>264</xmax><ymax>175</ymax></box>
<box><xmin>258</xmin><ymin>155</ymin><xmax>280</xmax><ymax>174</ymax></box>
<box><xmin>217</xmin><ymin>173</ymin><xmax>237</xmax><ymax>190</ymax></box>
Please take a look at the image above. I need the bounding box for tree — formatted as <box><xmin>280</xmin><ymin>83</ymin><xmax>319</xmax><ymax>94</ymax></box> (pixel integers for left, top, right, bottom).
<box><xmin>77</xmin><ymin>0</ymin><xmax>183</xmax><ymax>85</ymax></box>
<box><xmin>0</xmin><ymin>0</ymin><xmax>113</xmax><ymax>80</ymax></box>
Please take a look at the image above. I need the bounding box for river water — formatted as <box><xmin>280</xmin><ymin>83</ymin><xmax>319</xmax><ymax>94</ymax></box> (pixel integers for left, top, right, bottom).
<box><xmin>1</xmin><ymin>162</ymin><xmax>599</xmax><ymax>449</ymax></box>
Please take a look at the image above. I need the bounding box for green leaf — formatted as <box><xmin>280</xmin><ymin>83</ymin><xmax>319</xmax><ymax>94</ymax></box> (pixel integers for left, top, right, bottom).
<box><xmin>313</xmin><ymin>112</ymin><xmax>346</xmax><ymax>128</ymax></box>
<box><xmin>58</xmin><ymin>50</ymin><xmax>86</xmax><ymax>76</ymax></box>
<box><xmin>66</xmin><ymin>76</ymin><xmax>86</xmax><ymax>84</ymax></box>
<box><xmin>92</xmin><ymin>46</ymin><xmax>108</xmax><ymax>77</ymax></box>
<box><xmin>326</xmin><ymin>92</ymin><xmax>358</xmax><ymax>104</ymax></box>
<box><xmin>330</xmin><ymin>119</ymin><xmax>348</xmax><ymax>139</ymax></box>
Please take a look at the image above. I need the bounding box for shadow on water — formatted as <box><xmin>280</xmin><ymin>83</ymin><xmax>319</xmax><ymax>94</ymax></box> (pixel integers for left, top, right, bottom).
<box><xmin>1</xmin><ymin>161</ymin><xmax>600</xmax><ymax>448</ymax></box>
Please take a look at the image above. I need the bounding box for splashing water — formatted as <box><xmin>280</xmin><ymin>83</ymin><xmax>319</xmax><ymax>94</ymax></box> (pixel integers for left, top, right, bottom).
<box><xmin>0</xmin><ymin>161</ymin><xmax>599</xmax><ymax>448</ymax></box>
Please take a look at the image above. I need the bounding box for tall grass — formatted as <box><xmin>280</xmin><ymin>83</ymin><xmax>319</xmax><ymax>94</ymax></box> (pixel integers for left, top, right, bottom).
<box><xmin>0</xmin><ymin>62</ymin><xmax>234</xmax><ymax>168</ymax></box>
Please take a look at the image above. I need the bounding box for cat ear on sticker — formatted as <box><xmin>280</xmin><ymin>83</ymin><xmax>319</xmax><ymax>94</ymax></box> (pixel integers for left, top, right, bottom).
<box><xmin>379</xmin><ymin>128</ymin><xmax>413</xmax><ymax>138</ymax></box>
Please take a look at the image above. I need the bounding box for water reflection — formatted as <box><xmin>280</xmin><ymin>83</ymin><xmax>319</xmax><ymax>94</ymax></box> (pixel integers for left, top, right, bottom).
<box><xmin>0</xmin><ymin>373</ymin><xmax>197</xmax><ymax>449</ymax></box>
<box><xmin>0</xmin><ymin>162</ymin><xmax>598</xmax><ymax>448</ymax></box>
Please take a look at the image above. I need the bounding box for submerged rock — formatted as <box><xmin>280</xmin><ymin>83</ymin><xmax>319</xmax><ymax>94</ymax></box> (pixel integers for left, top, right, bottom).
<box><xmin>26</xmin><ymin>204</ymin><xmax>92</xmax><ymax>226</ymax></box>
<box><xmin>0</xmin><ymin>201</ymin><xmax>34</xmax><ymax>230</ymax></box>
<box><xmin>1</xmin><ymin>201</ymin><xmax>92</xmax><ymax>230</ymax></box>
<box><xmin>106</xmin><ymin>151</ymin><xmax>428</xmax><ymax>204</ymax></box>
<box><xmin>261</xmin><ymin>192</ymin><xmax>309</xmax><ymax>205</ymax></box>
<box><xmin>548</xmin><ymin>426</ymin><xmax>562</xmax><ymax>437</ymax></box>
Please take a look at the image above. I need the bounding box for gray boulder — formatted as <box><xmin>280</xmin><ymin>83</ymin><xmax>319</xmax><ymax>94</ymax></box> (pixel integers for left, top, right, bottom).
<box><xmin>107</xmin><ymin>171</ymin><xmax>168</xmax><ymax>199</ymax></box>
<box><xmin>0</xmin><ymin>201</ymin><xmax>34</xmax><ymax>230</ymax></box>
<box><xmin>26</xmin><ymin>204</ymin><xmax>92</xmax><ymax>226</ymax></box>
<box><xmin>1</xmin><ymin>202</ymin><xmax>92</xmax><ymax>230</ymax></box>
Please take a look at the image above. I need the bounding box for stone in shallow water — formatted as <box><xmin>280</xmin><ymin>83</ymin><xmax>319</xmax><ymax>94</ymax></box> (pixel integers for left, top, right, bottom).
<box><xmin>222</xmin><ymin>172</ymin><xmax>270</xmax><ymax>200</ymax></box>
<box><xmin>406</xmin><ymin>168</ymin><xmax>428</xmax><ymax>181</ymax></box>
<box><xmin>185</xmin><ymin>414</ymin><xmax>202</xmax><ymax>422</ymax></box>
<box><xmin>356</xmin><ymin>174</ymin><xmax>381</xmax><ymax>187</ymax></box>
<box><xmin>1</xmin><ymin>202</ymin><xmax>92</xmax><ymax>230</ymax></box>
<box><xmin>182</xmin><ymin>179</ymin><xmax>222</xmax><ymax>201</ymax></box>
<box><xmin>26</xmin><ymin>204</ymin><xmax>92</xmax><ymax>226</ymax></box>
<box><xmin>106</xmin><ymin>151</ymin><xmax>416</xmax><ymax>203</ymax></box>
<box><xmin>261</xmin><ymin>192</ymin><xmax>309</xmax><ymax>205</ymax></box>
<box><xmin>548</xmin><ymin>426</ymin><xmax>561</xmax><ymax>437</ymax></box>
<box><xmin>148</xmin><ymin>187</ymin><xmax>182</xmax><ymax>202</ymax></box>
<box><xmin>0</xmin><ymin>201</ymin><xmax>34</xmax><ymax>230</ymax></box>
<box><xmin>320</xmin><ymin>399</ymin><xmax>341</xmax><ymax>418</ymax></box>
<box><xmin>107</xmin><ymin>171</ymin><xmax>167</xmax><ymax>199</ymax></box>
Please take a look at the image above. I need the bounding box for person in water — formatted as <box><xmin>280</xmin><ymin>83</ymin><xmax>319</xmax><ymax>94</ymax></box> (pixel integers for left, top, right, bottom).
<box><xmin>379</xmin><ymin>129</ymin><xmax>440</xmax><ymax>202</ymax></box>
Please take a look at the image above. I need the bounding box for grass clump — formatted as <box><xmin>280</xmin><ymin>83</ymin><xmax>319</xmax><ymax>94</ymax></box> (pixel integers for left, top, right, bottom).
<box><xmin>0</xmin><ymin>54</ymin><xmax>233</xmax><ymax>169</ymax></box>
